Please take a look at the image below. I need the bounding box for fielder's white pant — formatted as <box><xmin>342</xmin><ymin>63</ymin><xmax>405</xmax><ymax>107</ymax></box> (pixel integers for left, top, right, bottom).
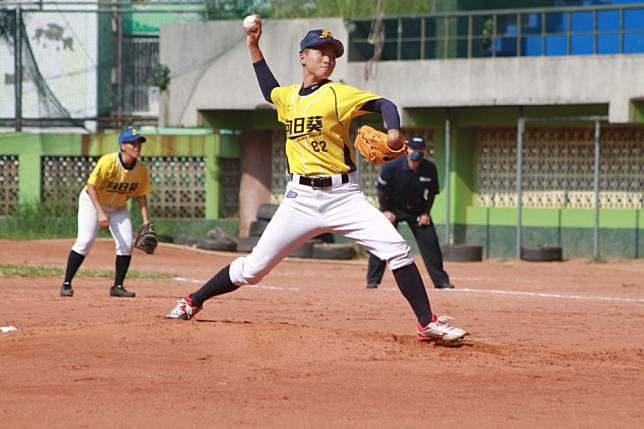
<box><xmin>229</xmin><ymin>172</ymin><xmax>414</xmax><ymax>286</ymax></box>
<box><xmin>71</xmin><ymin>190</ymin><xmax>133</xmax><ymax>256</ymax></box>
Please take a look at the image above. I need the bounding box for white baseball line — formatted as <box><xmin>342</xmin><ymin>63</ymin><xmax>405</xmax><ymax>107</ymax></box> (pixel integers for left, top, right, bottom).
<box><xmin>444</xmin><ymin>288</ymin><xmax>644</xmax><ymax>304</ymax></box>
<box><xmin>173</xmin><ymin>277</ymin><xmax>301</xmax><ymax>291</ymax></box>
<box><xmin>172</xmin><ymin>277</ymin><xmax>643</xmax><ymax>304</ymax></box>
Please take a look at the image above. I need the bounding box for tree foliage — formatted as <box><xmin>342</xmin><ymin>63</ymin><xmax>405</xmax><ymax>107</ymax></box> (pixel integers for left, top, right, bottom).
<box><xmin>205</xmin><ymin>0</ymin><xmax>442</xmax><ymax>20</ymax></box>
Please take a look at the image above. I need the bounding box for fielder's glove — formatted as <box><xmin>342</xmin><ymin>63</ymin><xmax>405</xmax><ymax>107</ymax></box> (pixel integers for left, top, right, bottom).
<box><xmin>134</xmin><ymin>222</ymin><xmax>158</xmax><ymax>255</ymax></box>
<box><xmin>354</xmin><ymin>125</ymin><xmax>408</xmax><ymax>164</ymax></box>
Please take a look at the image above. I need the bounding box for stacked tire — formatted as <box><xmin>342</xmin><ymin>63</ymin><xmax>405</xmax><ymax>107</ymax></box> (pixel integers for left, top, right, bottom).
<box><xmin>237</xmin><ymin>203</ymin><xmax>355</xmax><ymax>260</ymax></box>
<box><xmin>521</xmin><ymin>245</ymin><xmax>563</xmax><ymax>262</ymax></box>
<box><xmin>442</xmin><ymin>244</ymin><xmax>483</xmax><ymax>262</ymax></box>
<box><xmin>178</xmin><ymin>228</ymin><xmax>238</xmax><ymax>252</ymax></box>
<box><xmin>236</xmin><ymin>203</ymin><xmax>278</xmax><ymax>253</ymax></box>
<box><xmin>194</xmin><ymin>227</ymin><xmax>238</xmax><ymax>252</ymax></box>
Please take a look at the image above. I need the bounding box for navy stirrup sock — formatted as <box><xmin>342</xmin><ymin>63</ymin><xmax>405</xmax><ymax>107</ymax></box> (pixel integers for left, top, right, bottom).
<box><xmin>392</xmin><ymin>263</ymin><xmax>433</xmax><ymax>327</ymax></box>
<box><xmin>63</xmin><ymin>250</ymin><xmax>85</xmax><ymax>284</ymax></box>
<box><xmin>114</xmin><ymin>255</ymin><xmax>132</xmax><ymax>287</ymax></box>
<box><xmin>189</xmin><ymin>265</ymin><xmax>239</xmax><ymax>306</ymax></box>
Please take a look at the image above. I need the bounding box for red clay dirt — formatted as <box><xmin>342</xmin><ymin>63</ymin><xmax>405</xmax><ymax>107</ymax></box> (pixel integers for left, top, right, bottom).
<box><xmin>1</xmin><ymin>239</ymin><xmax>643</xmax><ymax>428</ymax></box>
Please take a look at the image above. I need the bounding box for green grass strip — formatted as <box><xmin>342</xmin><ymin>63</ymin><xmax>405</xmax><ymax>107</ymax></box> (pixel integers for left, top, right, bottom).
<box><xmin>0</xmin><ymin>264</ymin><xmax>176</xmax><ymax>280</ymax></box>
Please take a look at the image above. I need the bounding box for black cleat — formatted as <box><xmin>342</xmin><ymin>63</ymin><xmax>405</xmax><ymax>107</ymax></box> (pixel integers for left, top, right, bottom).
<box><xmin>366</xmin><ymin>283</ymin><xmax>379</xmax><ymax>289</ymax></box>
<box><xmin>110</xmin><ymin>285</ymin><xmax>136</xmax><ymax>298</ymax></box>
<box><xmin>60</xmin><ymin>282</ymin><xmax>74</xmax><ymax>297</ymax></box>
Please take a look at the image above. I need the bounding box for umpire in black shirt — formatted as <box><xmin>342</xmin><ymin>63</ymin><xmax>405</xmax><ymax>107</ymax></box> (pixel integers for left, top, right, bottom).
<box><xmin>367</xmin><ymin>136</ymin><xmax>455</xmax><ymax>289</ymax></box>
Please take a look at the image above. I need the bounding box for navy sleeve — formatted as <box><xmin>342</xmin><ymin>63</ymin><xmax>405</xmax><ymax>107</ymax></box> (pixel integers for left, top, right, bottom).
<box><xmin>429</xmin><ymin>161</ymin><xmax>440</xmax><ymax>194</ymax></box>
<box><xmin>425</xmin><ymin>193</ymin><xmax>436</xmax><ymax>213</ymax></box>
<box><xmin>377</xmin><ymin>162</ymin><xmax>394</xmax><ymax>191</ymax></box>
<box><xmin>424</xmin><ymin>161</ymin><xmax>440</xmax><ymax>213</ymax></box>
<box><xmin>376</xmin><ymin>162</ymin><xmax>395</xmax><ymax>212</ymax></box>
<box><xmin>377</xmin><ymin>189</ymin><xmax>389</xmax><ymax>212</ymax></box>
<box><xmin>361</xmin><ymin>98</ymin><xmax>401</xmax><ymax>130</ymax></box>
<box><xmin>253</xmin><ymin>59</ymin><xmax>280</xmax><ymax>103</ymax></box>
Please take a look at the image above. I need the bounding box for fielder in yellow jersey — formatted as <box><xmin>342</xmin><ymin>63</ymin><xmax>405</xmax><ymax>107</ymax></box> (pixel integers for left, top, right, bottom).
<box><xmin>60</xmin><ymin>127</ymin><xmax>153</xmax><ymax>298</ymax></box>
<box><xmin>86</xmin><ymin>152</ymin><xmax>152</xmax><ymax>208</ymax></box>
<box><xmin>166</xmin><ymin>21</ymin><xmax>467</xmax><ymax>343</ymax></box>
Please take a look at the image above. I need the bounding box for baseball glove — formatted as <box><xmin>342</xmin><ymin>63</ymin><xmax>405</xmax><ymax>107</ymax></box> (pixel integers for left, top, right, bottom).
<box><xmin>134</xmin><ymin>222</ymin><xmax>158</xmax><ymax>255</ymax></box>
<box><xmin>354</xmin><ymin>125</ymin><xmax>408</xmax><ymax>164</ymax></box>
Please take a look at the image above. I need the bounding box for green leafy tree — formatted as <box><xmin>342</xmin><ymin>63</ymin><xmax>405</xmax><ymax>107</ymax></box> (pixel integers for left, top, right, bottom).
<box><xmin>206</xmin><ymin>0</ymin><xmax>441</xmax><ymax>20</ymax></box>
<box><xmin>147</xmin><ymin>64</ymin><xmax>171</xmax><ymax>91</ymax></box>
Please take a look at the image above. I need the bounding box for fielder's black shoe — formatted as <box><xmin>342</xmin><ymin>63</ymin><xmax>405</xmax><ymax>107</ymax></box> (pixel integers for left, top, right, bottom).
<box><xmin>435</xmin><ymin>282</ymin><xmax>455</xmax><ymax>289</ymax></box>
<box><xmin>110</xmin><ymin>285</ymin><xmax>136</xmax><ymax>298</ymax></box>
<box><xmin>366</xmin><ymin>283</ymin><xmax>379</xmax><ymax>289</ymax></box>
<box><xmin>60</xmin><ymin>282</ymin><xmax>74</xmax><ymax>297</ymax></box>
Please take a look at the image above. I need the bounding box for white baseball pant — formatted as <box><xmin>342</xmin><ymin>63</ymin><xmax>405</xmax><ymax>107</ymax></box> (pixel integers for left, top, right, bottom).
<box><xmin>71</xmin><ymin>190</ymin><xmax>133</xmax><ymax>256</ymax></box>
<box><xmin>229</xmin><ymin>172</ymin><xmax>414</xmax><ymax>286</ymax></box>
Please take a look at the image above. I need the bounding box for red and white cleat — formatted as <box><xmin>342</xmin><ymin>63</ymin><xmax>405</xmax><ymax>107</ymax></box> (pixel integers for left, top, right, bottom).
<box><xmin>165</xmin><ymin>295</ymin><xmax>202</xmax><ymax>320</ymax></box>
<box><xmin>417</xmin><ymin>314</ymin><xmax>466</xmax><ymax>342</ymax></box>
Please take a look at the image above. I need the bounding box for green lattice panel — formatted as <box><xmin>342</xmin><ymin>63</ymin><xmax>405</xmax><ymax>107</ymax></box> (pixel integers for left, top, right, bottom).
<box><xmin>219</xmin><ymin>158</ymin><xmax>240</xmax><ymax>218</ymax></box>
<box><xmin>146</xmin><ymin>157</ymin><xmax>206</xmax><ymax>218</ymax></box>
<box><xmin>0</xmin><ymin>155</ymin><xmax>19</xmax><ymax>215</ymax></box>
<box><xmin>478</xmin><ymin>127</ymin><xmax>644</xmax><ymax>209</ymax></box>
<box><xmin>42</xmin><ymin>156</ymin><xmax>99</xmax><ymax>211</ymax></box>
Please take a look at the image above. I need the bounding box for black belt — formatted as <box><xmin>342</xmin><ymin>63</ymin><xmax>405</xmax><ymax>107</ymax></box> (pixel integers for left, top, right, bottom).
<box><xmin>294</xmin><ymin>173</ymin><xmax>349</xmax><ymax>188</ymax></box>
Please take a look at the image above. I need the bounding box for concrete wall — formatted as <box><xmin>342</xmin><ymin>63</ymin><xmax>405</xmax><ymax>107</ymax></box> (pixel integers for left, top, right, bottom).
<box><xmin>160</xmin><ymin>18</ymin><xmax>644</xmax><ymax>126</ymax></box>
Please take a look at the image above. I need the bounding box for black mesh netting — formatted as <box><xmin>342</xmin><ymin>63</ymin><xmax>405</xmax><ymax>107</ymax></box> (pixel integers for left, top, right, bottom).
<box><xmin>0</xmin><ymin>9</ymin><xmax>84</xmax><ymax>128</ymax></box>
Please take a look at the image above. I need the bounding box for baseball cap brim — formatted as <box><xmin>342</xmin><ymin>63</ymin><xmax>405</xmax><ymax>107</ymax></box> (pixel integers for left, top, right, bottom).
<box><xmin>120</xmin><ymin>135</ymin><xmax>146</xmax><ymax>144</ymax></box>
<box><xmin>302</xmin><ymin>39</ymin><xmax>344</xmax><ymax>58</ymax></box>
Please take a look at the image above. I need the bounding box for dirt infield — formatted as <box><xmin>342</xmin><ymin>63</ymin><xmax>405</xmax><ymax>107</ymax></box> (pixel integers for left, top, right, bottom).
<box><xmin>1</xmin><ymin>239</ymin><xmax>643</xmax><ymax>428</ymax></box>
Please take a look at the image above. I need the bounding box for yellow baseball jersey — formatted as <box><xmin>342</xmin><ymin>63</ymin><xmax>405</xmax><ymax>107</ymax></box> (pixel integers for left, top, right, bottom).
<box><xmin>85</xmin><ymin>152</ymin><xmax>152</xmax><ymax>208</ymax></box>
<box><xmin>271</xmin><ymin>81</ymin><xmax>379</xmax><ymax>176</ymax></box>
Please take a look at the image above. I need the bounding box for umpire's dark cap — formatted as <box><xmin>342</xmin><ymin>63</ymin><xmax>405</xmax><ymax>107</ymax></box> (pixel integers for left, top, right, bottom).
<box><xmin>409</xmin><ymin>136</ymin><xmax>427</xmax><ymax>149</ymax></box>
<box><xmin>300</xmin><ymin>29</ymin><xmax>344</xmax><ymax>58</ymax></box>
<box><xmin>119</xmin><ymin>127</ymin><xmax>147</xmax><ymax>144</ymax></box>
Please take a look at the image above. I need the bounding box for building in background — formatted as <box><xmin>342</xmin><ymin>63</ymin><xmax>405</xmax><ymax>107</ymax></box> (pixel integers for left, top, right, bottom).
<box><xmin>1</xmin><ymin>1</ymin><xmax>642</xmax><ymax>259</ymax></box>
<box><xmin>158</xmin><ymin>2</ymin><xmax>644</xmax><ymax>258</ymax></box>
<box><xmin>0</xmin><ymin>0</ymin><xmax>206</xmax><ymax>131</ymax></box>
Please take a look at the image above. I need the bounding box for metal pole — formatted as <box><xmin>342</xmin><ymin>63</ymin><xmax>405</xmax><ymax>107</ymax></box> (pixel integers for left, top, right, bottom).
<box><xmin>444</xmin><ymin>110</ymin><xmax>452</xmax><ymax>245</ymax></box>
<box><xmin>14</xmin><ymin>7</ymin><xmax>22</xmax><ymax>132</ymax></box>
<box><xmin>116</xmin><ymin>7</ymin><xmax>123</xmax><ymax>129</ymax></box>
<box><xmin>593</xmin><ymin>120</ymin><xmax>601</xmax><ymax>260</ymax></box>
<box><xmin>516</xmin><ymin>117</ymin><xmax>525</xmax><ymax>258</ymax></box>
<box><xmin>467</xmin><ymin>15</ymin><xmax>472</xmax><ymax>58</ymax></box>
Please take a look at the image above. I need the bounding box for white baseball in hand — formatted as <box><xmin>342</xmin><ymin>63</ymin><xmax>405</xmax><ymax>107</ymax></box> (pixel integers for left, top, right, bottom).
<box><xmin>242</xmin><ymin>15</ymin><xmax>259</xmax><ymax>32</ymax></box>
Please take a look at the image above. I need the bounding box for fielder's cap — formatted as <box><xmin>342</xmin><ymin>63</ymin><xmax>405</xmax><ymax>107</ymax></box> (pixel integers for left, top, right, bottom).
<box><xmin>300</xmin><ymin>29</ymin><xmax>344</xmax><ymax>58</ymax></box>
<box><xmin>118</xmin><ymin>127</ymin><xmax>146</xmax><ymax>145</ymax></box>
<box><xmin>409</xmin><ymin>136</ymin><xmax>427</xmax><ymax>149</ymax></box>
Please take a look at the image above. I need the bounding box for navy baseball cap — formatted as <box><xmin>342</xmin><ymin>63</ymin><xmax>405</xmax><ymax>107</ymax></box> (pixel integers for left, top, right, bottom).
<box><xmin>300</xmin><ymin>29</ymin><xmax>344</xmax><ymax>58</ymax></box>
<box><xmin>409</xmin><ymin>136</ymin><xmax>427</xmax><ymax>149</ymax></box>
<box><xmin>118</xmin><ymin>127</ymin><xmax>146</xmax><ymax>145</ymax></box>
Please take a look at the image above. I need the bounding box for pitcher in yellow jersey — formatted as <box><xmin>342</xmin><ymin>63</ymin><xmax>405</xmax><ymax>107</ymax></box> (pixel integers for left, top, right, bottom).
<box><xmin>60</xmin><ymin>127</ymin><xmax>152</xmax><ymax>298</ymax></box>
<box><xmin>166</xmin><ymin>19</ymin><xmax>466</xmax><ymax>343</ymax></box>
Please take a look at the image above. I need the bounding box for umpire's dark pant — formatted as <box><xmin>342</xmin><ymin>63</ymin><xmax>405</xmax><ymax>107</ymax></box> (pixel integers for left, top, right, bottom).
<box><xmin>367</xmin><ymin>213</ymin><xmax>450</xmax><ymax>288</ymax></box>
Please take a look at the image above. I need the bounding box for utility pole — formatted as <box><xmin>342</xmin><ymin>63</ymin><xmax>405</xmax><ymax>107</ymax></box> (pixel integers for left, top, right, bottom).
<box><xmin>14</xmin><ymin>7</ymin><xmax>22</xmax><ymax>132</ymax></box>
<box><xmin>112</xmin><ymin>0</ymin><xmax>123</xmax><ymax>129</ymax></box>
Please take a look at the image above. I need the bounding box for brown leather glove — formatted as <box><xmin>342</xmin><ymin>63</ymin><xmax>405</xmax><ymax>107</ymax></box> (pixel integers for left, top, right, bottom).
<box><xmin>354</xmin><ymin>125</ymin><xmax>408</xmax><ymax>164</ymax></box>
